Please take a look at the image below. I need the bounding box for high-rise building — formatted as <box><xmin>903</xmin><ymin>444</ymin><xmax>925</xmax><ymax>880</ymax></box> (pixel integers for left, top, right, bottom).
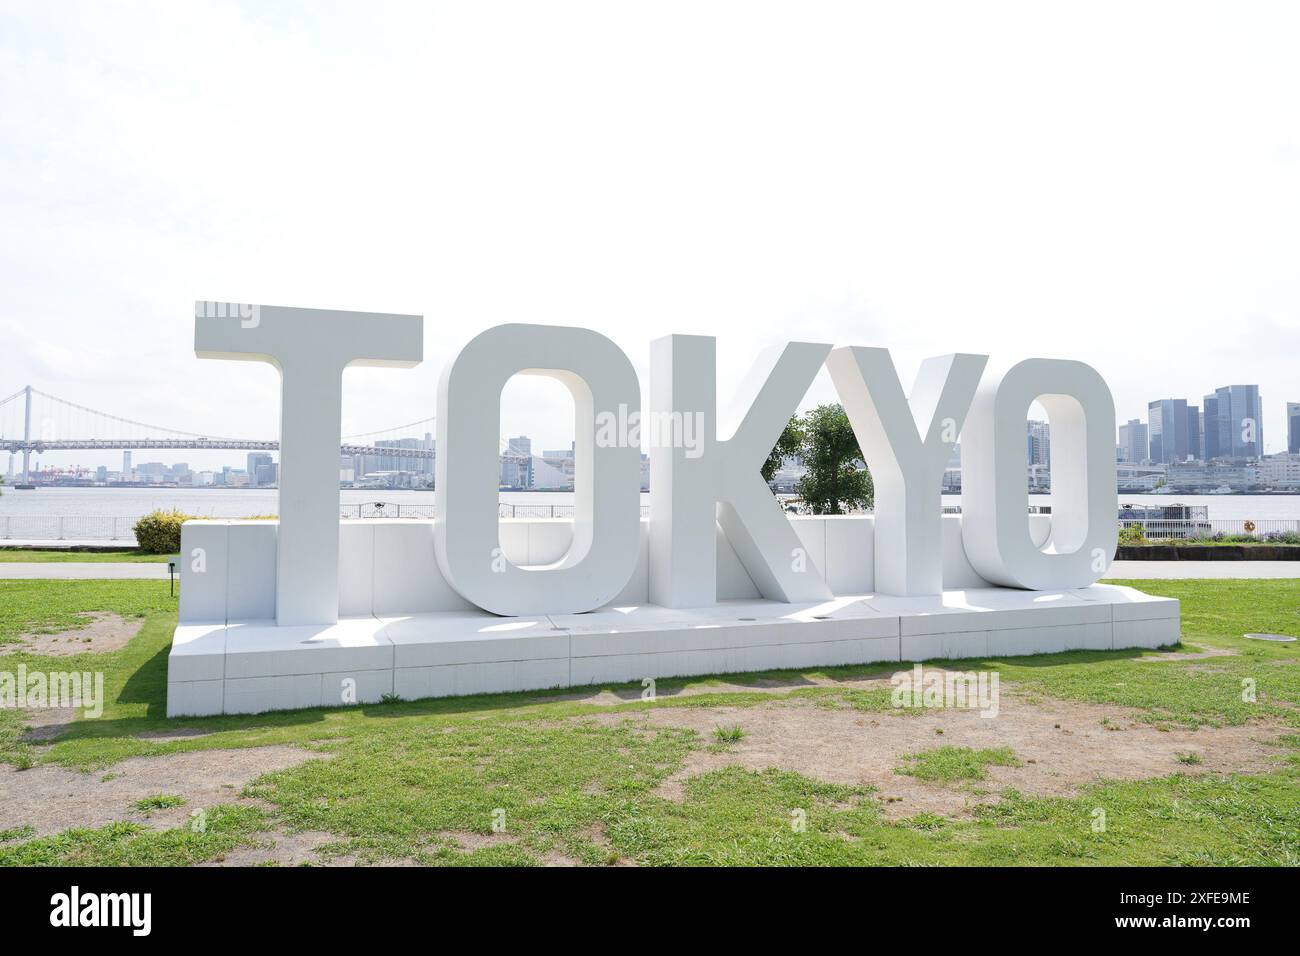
<box><xmin>1186</xmin><ymin>406</ymin><xmax>1201</xmax><ymax>461</ymax></box>
<box><xmin>1201</xmin><ymin>393</ymin><xmax>1222</xmax><ymax>459</ymax></box>
<box><xmin>1147</xmin><ymin>399</ymin><xmax>1189</xmax><ymax>464</ymax></box>
<box><xmin>360</xmin><ymin>435</ymin><xmax>434</xmax><ymax>479</ymax></box>
<box><xmin>1118</xmin><ymin>419</ymin><xmax>1148</xmax><ymax>464</ymax></box>
<box><xmin>1025</xmin><ymin>420</ymin><xmax>1050</xmax><ymax>469</ymax></box>
<box><xmin>247</xmin><ymin>452</ymin><xmax>273</xmax><ymax>486</ymax></box>
<box><xmin>500</xmin><ymin>436</ymin><xmax>533</xmax><ymax>489</ymax></box>
<box><xmin>122</xmin><ymin>450</ymin><xmax>133</xmax><ymax>477</ymax></box>
<box><xmin>1288</xmin><ymin>402</ymin><xmax>1300</xmax><ymax>455</ymax></box>
<box><xmin>1213</xmin><ymin>385</ymin><xmax>1263</xmax><ymax>459</ymax></box>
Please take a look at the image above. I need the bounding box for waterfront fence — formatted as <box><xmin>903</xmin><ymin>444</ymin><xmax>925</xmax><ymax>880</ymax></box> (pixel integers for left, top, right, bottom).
<box><xmin>0</xmin><ymin>514</ymin><xmax>139</xmax><ymax>541</ymax></box>
<box><xmin>4</xmin><ymin>509</ymin><xmax>1298</xmax><ymax>544</ymax></box>
<box><xmin>1118</xmin><ymin>517</ymin><xmax>1300</xmax><ymax>541</ymax></box>
<box><xmin>0</xmin><ymin>504</ymin><xmax>654</xmax><ymax>540</ymax></box>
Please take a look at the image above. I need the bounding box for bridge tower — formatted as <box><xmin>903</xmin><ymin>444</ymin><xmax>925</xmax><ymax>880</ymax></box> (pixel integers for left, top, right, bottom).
<box><xmin>21</xmin><ymin>385</ymin><xmax>31</xmax><ymax>484</ymax></box>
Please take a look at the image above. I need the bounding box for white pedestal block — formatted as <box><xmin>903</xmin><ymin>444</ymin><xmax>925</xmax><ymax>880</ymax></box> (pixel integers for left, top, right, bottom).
<box><xmin>338</xmin><ymin>523</ymin><xmax>375</xmax><ymax>617</ymax></box>
<box><xmin>166</xmin><ymin>622</ymin><xmax>228</xmax><ymax>718</ymax></box>
<box><xmin>385</xmin><ymin>612</ymin><xmax>567</xmax><ymax>667</ymax></box>
<box><xmin>170</xmin><ymin>513</ymin><xmax>1180</xmax><ymax>715</ymax></box>
<box><xmin>167</xmin><ymin>679</ymin><xmax>224</xmax><ymax>718</ymax></box>
<box><xmin>394</xmin><ymin>659</ymin><xmax>572</xmax><ymax>700</ymax></box>
<box><xmin>176</xmin><ymin>522</ymin><xmax>230</xmax><ymax>623</ymax></box>
<box><xmin>224</xmin><ymin>617</ymin><xmax>393</xmax><ymax>678</ymax></box>
<box><xmin>168</xmin><ymin>622</ymin><xmax>227</xmax><ymax>681</ymax></box>
<box><xmin>225</xmin><ymin>674</ymin><xmax>325</xmax><ymax>715</ymax></box>
<box><xmin>167</xmin><ymin>584</ymin><xmax>1179</xmax><ymax>716</ymax></box>
<box><xmin>227</xmin><ymin>522</ymin><xmax>277</xmax><ymax>620</ymax></box>
<box><xmin>320</xmin><ymin>669</ymin><xmax>394</xmax><ymax>707</ymax></box>
<box><xmin>371</xmin><ymin>521</ymin><xmax>474</xmax><ymax>615</ymax></box>
<box><xmin>824</xmin><ymin>517</ymin><xmax>874</xmax><ymax>595</ymax></box>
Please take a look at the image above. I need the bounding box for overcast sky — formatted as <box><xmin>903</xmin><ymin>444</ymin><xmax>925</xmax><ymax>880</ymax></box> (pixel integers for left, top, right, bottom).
<box><xmin>2</xmin><ymin>0</ymin><xmax>1298</xmax><ymax>472</ymax></box>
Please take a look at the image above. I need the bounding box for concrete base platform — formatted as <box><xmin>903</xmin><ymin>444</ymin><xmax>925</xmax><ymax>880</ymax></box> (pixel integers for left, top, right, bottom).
<box><xmin>166</xmin><ymin>584</ymin><xmax>1180</xmax><ymax>717</ymax></box>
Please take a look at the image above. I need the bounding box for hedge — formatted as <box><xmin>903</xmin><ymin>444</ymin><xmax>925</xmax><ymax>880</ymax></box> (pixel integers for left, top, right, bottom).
<box><xmin>132</xmin><ymin>509</ymin><xmax>194</xmax><ymax>554</ymax></box>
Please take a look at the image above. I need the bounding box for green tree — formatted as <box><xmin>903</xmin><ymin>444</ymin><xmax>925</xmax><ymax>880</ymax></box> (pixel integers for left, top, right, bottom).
<box><xmin>761</xmin><ymin>416</ymin><xmax>805</xmax><ymax>483</ymax></box>
<box><xmin>797</xmin><ymin>404</ymin><xmax>873</xmax><ymax>514</ymax></box>
<box><xmin>764</xmin><ymin>404</ymin><xmax>873</xmax><ymax>514</ymax></box>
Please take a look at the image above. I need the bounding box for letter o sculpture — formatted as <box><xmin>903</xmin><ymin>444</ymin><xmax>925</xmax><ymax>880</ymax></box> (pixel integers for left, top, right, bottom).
<box><xmin>435</xmin><ymin>324</ymin><xmax>642</xmax><ymax>615</ymax></box>
<box><xmin>960</xmin><ymin>358</ymin><xmax>1117</xmax><ymax>590</ymax></box>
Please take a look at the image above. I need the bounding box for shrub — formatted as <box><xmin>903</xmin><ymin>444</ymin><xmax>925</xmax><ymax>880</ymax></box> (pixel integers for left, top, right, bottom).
<box><xmin>132</xmin><ymin>509</ymin><xmax>193</xmax><ymax>554</ymax></box>
<box><xmin>1263</xmin><ymin>531</ymin><xmax>1300</xmax><ymax>545</ymax></box>
<box><xmin>1117</xmin><ymin>523</ymin><xmax>1147</xmax><ymax>546</ymax></box>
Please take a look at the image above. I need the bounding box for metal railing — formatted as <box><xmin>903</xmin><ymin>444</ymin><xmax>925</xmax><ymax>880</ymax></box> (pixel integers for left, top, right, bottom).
<box><xmin>341</xmin><ymin>502</ymin><xmax>652</xmax><ymax>519</ymax></box>
<box><xmin>0</xmin><ymin>505</ymin><xmax>656</xmax><ymax>539</ymax></box>
<box><xmin>4</xmin><ymin>509</ymin><xmax>1296</xmax><ymax>543</ymax></box>
<box><xmin>0</xmin><ymin>515</ymin><xmax>138</xmax><ymax>541</ymax></box>
<box><xmin>1119</xmin><ymin>518</ymin><xmax>1300</xmax><ymax>542</ymax></box>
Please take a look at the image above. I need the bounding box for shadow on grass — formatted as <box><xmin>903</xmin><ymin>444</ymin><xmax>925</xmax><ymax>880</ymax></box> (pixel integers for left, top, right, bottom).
<box><xmin>117</xmin><ymin>641</ymin><xmax>170</xmax><ymax>713</ymax></box>
<box><xmin>953</xmin><ymin>646</ymin><xmax>1172</xmax><ymax>670</ymax></box>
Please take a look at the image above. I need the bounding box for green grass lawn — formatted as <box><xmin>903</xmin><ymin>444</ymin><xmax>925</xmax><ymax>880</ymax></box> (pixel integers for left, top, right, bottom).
<box><xmin>0</xmin><ymin>548</ymin><xmax>173</xmax><ymax>563</ymax></box>
<box><xmin>1</xmin><ymin>577</ymin><xmax>1297</xmax><ymax>866</ymax></box>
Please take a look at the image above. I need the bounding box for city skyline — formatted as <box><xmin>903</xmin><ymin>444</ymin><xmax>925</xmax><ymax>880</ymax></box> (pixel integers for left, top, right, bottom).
<box><xmin>5</xmin><ymin>382</ymin><xmax>1298</xmax><ymax>481</ymax></box>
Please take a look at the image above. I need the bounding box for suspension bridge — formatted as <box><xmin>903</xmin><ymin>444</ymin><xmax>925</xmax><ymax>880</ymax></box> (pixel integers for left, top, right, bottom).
<box><xmin>0</xmin><ymin>385</ymin><xmax>436</xmax><ymax>483</ymax></box>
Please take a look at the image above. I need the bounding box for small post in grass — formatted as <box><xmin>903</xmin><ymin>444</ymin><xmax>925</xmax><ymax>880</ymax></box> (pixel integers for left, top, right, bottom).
<box><xmin>168</xmin><ymin>561</ymin><xmax>176</xmax><ymax>597</ymax></box>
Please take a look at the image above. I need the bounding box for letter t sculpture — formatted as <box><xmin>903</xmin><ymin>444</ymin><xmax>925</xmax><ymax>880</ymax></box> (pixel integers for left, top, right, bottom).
<box><xmin>195</xmin><ymin>303</ymin><xmax>423</xmax><ymax>625</ymax></box>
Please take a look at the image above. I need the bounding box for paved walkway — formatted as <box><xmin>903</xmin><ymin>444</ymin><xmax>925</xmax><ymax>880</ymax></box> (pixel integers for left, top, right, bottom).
<box><xmin>0</xmin><ymin>563</ymin><xmax>172</xmax><ymax>579</ymax></box>
<box><xmin>1106</xmin><ymin>560</ymin><xmax>1300</xmax><ymax>579</ymax></box>
<box><xmin>0</xmin><ymin>539</ymin><xmax>138</xmax><ymax>549</ymax></box>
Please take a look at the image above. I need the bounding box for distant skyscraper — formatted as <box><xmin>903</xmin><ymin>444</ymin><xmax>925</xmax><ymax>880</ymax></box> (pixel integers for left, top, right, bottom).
<box><xmin>1118</xmin><ymin>419</ymin><xmax>1147</xmax><ymax>464</ymax></box>
<box><xmin>1201</xmin><ymin>393</ymin><xmax>1222</xmax><ymax>459</ymax></box>
<box><xmin>1213</xmin><ymin>385</ymin><xmax>1263</xmax><ymax>459</ymax></box>
<box><xmin>122</xmin><ymin>450</ymin><xmax>132</xmax><ymax>476</ymax></box>
<box><xmin>247</xmin><ymin>452</ymin><xmax>273</xmax><ymax>487</ymax></box>
<box><xmin>501</xmin><ymin>436</ymin><xmax>533</xmax><ymax>489</ymax></box>
<box><xmin>1147</xmin><ymin>399</ymin><xmax>1189</xmax><ymax>464</ymax></box>
<box><xmin>1026</xmin><ymin>420</ymin><xmax>1050</xmax><ymax>469</ymax></box>
<box><xmin>1186</xmin><ymin>406</ymin><xmax>1201</xmax><ymax>461</ymax></box>
<box><xmin>1288</xmin><ymin>402</ymin><xmax>1300</xmax><ymax>454</ymax></box>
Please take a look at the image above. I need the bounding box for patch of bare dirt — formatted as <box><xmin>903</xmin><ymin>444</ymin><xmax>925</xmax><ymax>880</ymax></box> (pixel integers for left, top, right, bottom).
<box><xmin>435</xmin><ymin>829</ymin><xmax>577</xmax><ymax>865</ymax></box>
<box><xmin>589</xmin><ymin>695</ymin><xmax>1287</xmax><ymax>819</ymax></box>
<box><xmin>438</xmin><ymin>829</ymin><xmax>517</xmax><ymax>852</ymax></box>
<box><xmin>537</xmin><ymin>671</ymin><xmax>889</xmax><ymax>708</ymax></box>
<box><xmin>0</xmin><ymin>746</ymin><xmax>323</xmax><ymax>838</ymax></box>
<box><xmin>578</xmin><ymin>821</ymin><xmax>636</xmax><ymax>866</ymax></box>
<box><xmin>3</xmin><ymin>612</ymin><xmax>143</xmax><ymax>657</ymax></box>
<box><xmin>200</xmin><ymin>828</ymin><xmax>364</xmax><ymax>867</ymax></box>
<box><xmin>18</xmin><ymin>707</ymin><xmax>81</xmax><ymax>742</ymax></box>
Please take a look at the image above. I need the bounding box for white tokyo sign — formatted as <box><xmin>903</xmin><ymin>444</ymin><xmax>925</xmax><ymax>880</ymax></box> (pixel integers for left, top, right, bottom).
<box><xmin>195</xmin><ymin>303</ymin><xmax>1117</xmax><ymax>625</ymax></box>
